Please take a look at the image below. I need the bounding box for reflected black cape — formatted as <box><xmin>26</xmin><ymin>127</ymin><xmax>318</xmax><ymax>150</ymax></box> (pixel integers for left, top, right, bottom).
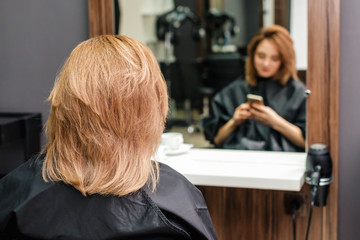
<box><xmin>202</xmin><ymin>77</ymin><xmax>306</xmax><ymax>152</ymax></box>
<box><xmin>0</xmin><ymin>154</ymin><xmax>218</xmax><ymax>240</ymax></box>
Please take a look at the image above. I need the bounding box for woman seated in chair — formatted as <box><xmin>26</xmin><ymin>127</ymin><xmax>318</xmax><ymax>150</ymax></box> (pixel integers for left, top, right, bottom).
<box><xmin>0</xmin><ymin>35</ymin><xmax>218</xmax><ymax>240</ymax></box>
<box><xmin>202</xmin><ymin>25</ymin><xmax>306</xmax><ymax>152</ymax></box>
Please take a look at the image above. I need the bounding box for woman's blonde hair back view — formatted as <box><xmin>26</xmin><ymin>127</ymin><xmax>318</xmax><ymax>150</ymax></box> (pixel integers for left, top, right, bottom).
<box><xmin>42</xmin><ymin>35</ymin><xmax>169</xmax><ymax>197</ymax></box>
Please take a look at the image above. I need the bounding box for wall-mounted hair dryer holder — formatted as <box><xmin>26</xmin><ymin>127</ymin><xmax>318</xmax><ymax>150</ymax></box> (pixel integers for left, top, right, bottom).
<box><xmin>305</xmin><ymin>143</ymin><xmax>333</xmax><ymax>207</ymax></box>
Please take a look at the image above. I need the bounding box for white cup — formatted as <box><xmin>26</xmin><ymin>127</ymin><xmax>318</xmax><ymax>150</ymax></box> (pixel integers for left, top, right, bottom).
<box><xmin>161</xmin><ymin>132</ymin><xmax>184</xmax><ymax>150</ymax></box>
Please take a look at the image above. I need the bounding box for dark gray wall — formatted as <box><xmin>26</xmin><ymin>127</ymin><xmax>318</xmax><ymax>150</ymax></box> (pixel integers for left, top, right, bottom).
<box><xmin>339</xmin><ymin>0</ymin><xmax>360</xmax><ymax>239</ymax></box>
<box><xmin>0</xmin><ymin>0</ymin><xmax>89</xmax><ymax>143</ymax></box>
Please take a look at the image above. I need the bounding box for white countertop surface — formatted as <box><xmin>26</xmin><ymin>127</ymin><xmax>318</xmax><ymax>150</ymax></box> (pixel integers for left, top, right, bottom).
<box><xmin>156</xmin><ymin>146</ymin><xmax>307</xmax><ymax>191</ymax></box>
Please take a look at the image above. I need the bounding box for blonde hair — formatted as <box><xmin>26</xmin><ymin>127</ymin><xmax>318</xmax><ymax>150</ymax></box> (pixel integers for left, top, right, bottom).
<box><xmin>42</xmin><ymin>35</ymin><xmax>169</xmax><ymax>197</ymax></box>
<box><xmin>245</xmin><ymin>24</ymin><xmax>298</xmax><ymax>86</ymax></box>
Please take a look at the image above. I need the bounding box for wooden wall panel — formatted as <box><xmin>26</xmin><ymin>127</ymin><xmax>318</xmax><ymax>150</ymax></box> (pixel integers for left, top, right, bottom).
<box><xmin>307</xmin><ymin>0</ymin><xmax>340</xmax><ymax>240</ymax></box>
<box><xmin>88</xmin><ymin>0</ymin><xmax>114</xmax><ymax>37</ymax></box>
<box><xmin>274</xmin><ymin>0</ymin><xmax>290</xmax><ymax>29</ymax></box>
<box><xmin>198</xmin><ymin>186</ymin><xmax>275</xmax><ymax>240</ymax></box>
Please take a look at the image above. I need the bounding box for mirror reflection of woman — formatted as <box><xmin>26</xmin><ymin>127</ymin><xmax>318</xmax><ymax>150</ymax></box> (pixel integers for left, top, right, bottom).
<box><xmin>203</xmin><ymin>24</ymin><xmax>306</xmax><ymax>152</ymax></box>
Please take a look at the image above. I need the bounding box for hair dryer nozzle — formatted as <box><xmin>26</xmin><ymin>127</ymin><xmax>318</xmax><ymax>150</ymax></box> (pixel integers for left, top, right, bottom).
<box><xmin>306</xmin><ymin>143</ymin><xmax>333</xmax><ymax>184</ymax></box>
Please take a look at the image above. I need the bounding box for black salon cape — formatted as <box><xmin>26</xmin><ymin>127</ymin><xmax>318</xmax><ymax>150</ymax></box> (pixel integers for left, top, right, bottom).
<box><xmin>0</xmin><ymin>154</ymin><xmax>218</xmax><ymax>240</ymax></box>
<box><xmin>202</xmin><ymin>77</ymin><xmax>306</xmax><ymax>152</ymax></box>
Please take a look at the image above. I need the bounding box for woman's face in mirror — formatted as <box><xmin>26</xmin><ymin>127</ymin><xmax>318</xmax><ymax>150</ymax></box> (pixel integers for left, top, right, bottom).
<box><xmin>254</xmin><ymin>39</ymin><xmax>282</xmax><ymax>78</ymax></box>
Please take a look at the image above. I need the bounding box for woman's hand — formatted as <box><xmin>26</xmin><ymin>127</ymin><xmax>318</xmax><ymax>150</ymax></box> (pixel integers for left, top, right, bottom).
<box><xmin>232</xmin><ymin>103</ymin><xmax>252</xmax><ymax>126</ymax></box>
<box><xmin>214</xmin><ymin>103</ymin><xmax>251</xmax><ymax>147</ymax></box>
<box><xmin>248</xmin><ymin>103</ymin><xmax>282</xmax><ymax>128</ymax></box>
<box><xmin>249</xmin><ymin>103</ymin><xmax>305</xmax><ymax>148</ymax></box>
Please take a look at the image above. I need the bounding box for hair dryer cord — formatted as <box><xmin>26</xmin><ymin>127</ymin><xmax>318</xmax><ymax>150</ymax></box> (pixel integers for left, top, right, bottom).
<box><xmin>305</xmin><ymin>165</ymin><xmax>321</xmax><ymax>240</ymax></box>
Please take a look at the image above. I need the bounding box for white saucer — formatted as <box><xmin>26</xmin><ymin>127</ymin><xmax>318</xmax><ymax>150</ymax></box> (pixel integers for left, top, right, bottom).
<box><xmin>164</xmin><ymin>144</ymin><xmax>194</xmax><ymax>156</ymax></box>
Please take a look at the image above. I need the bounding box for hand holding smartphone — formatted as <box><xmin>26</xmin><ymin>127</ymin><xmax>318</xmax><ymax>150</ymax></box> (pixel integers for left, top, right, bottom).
<box><xmin>247</xmin><ymin>94</ymin><xmax>264</xmax><ymax>107</ymax></box>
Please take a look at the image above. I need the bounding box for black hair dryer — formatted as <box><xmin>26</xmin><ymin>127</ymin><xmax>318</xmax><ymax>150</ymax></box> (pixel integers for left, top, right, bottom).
<box><xmin>305</xmin><ymin>143</ymin><xmax>333</xmax><ymax>206</ymax></box>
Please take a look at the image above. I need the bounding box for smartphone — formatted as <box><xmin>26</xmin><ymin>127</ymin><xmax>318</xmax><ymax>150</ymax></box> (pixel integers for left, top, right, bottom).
<box><xmin>247</xmin><ymin>94</ymin><xmax>264</xmax><ymax>106</ymax></box>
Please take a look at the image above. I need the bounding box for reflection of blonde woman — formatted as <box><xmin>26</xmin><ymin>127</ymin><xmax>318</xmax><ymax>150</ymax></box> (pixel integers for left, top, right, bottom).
<box><xmin>0</xmin><ymin>35</ymin><xmax>218</xmax><ymax>240</ymax></box>
<box><xmin>203</xmin><ymin>25</ymin><xmax>306</xmax><ymax>152</ymax></box>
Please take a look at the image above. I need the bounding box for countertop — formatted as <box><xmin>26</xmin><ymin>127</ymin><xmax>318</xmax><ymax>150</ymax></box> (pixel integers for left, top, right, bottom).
<box><xmin>156</xmin><ymin>146</ymin><xmax>307</xmax><ymax>191</ymax></box>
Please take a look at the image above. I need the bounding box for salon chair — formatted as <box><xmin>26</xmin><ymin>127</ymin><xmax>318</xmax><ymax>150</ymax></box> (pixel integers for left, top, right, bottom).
<box><xmin>202</xmin><ymin>52</ymin><xmax>245</xmax><ymax>93</ymax></box>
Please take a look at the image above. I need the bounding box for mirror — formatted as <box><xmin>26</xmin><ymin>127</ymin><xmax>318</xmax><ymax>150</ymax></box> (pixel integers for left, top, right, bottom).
<box><xmin>110</xmin><ymin>0</ymin><xmax>308</xmax><ymax>150</ymax></box>
<box><xmin>89</xmin><ymin>1</ymin><xmax>339</xmax><ymax>237</ymax></box>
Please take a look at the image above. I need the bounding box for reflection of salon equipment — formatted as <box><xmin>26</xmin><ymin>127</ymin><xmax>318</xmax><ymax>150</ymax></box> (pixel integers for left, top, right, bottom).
<box><xmin>156</xmin><ymin>6</ymin><xmax>205</xmax><ymax>131</ymax></box>
<box><xmin>159</xmin><ymin>60</ymin><xmax>204</xmax><ymax>132</ymax></box>
<box><xmin>206</xmin><ymin>10</ymin><xmax>239</xmax><ymax>53</ymax></box>
<box><xmin>0</xmin><ymin>113</ymin><xmax>42</xmax><ymax>178</ymax></box>
<box><xmin>200</xmin><ymin>10</ymin><xmax>244</xmax><ymax>113</ymax></box>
